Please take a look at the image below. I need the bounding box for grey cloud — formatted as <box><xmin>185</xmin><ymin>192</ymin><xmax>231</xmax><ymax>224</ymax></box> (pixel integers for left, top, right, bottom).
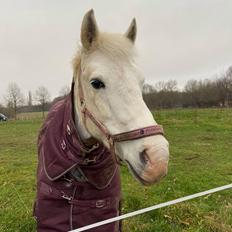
<box><xmin>0</xmin><ymin>0</ymin><xmax>232</xmax><ymax>103</ymax></box>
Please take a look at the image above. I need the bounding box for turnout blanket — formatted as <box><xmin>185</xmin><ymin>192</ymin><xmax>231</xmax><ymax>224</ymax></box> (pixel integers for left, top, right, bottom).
<box><xmin>34</xmin><ymin>92</ymin><xmax>121</xmax><ymax>232</ymax></box>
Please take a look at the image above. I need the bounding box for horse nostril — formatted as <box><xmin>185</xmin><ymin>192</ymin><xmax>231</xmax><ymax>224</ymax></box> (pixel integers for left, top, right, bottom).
<box><xmin>139</xmin><ymin>149</ymin><xmax>149</xmax><ymax>165</ymax></box>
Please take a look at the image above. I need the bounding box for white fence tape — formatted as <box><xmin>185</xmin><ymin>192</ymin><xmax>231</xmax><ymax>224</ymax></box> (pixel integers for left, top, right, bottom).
<box><xmin>70</xmin><ymin>183</ymin><xmax>232</xmax><ymax>232</ymax></box>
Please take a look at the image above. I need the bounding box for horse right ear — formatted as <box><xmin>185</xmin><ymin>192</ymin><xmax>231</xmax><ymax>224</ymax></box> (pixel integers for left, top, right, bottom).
<box><xmin>125</xmin><ymin>18</ymin><xmax>137</xmax><ymax>43</ymax></box>
<box><xmin>81</xmin><ymin>9</ymin><xmax>99</xmax><ymax>50</ymax></box>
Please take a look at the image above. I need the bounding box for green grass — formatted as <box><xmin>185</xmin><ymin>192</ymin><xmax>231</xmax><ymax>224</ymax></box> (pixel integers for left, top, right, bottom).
<box><xmin>0</xmin><ymin>109</ymin><xmax>232</xmax><ymax>232</ymax></box>
<box><xmin>17</xmin><ymin>112</ymin><xmax>48</xmax><ymax>120</ymax></box>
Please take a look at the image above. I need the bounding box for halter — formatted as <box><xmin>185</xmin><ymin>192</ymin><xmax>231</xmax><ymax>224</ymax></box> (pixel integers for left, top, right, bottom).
<box><xmin>77</xmin><ymin>66</ymin><xmax>164</xmax><ymax>164</ymax></box>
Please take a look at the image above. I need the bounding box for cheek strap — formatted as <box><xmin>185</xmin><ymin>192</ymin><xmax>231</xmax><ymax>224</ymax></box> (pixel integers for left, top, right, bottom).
<box><xmin>77</xmin><ymin>64</ymin><xmax>164</xmax><ymax>165</ymax></box>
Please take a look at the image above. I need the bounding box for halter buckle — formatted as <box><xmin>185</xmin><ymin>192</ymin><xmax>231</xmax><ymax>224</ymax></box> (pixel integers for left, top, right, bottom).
<box><xmin>108</xmin><ymin>136</ymin><xmax>114</xmax><ymax>146</ymax></box>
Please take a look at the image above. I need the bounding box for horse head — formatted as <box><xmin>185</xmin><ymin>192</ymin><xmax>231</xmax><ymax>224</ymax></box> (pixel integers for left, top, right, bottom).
<box><xmin>73</xmin><ymin>9</ymin><xmax>169</xmax><ymax>185</ymax></box>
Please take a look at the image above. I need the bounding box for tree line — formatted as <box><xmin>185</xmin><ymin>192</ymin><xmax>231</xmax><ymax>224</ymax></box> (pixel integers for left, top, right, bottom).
<box><xmin>143</xmin><ymin>66</ymin><xmax>232</xmax><ymax>109</ymax></box>
<box><xmin>0</xmin><ymin>84</ymin><xmax>70</xmax><ymax>119</ymax></box>
<box><xmin>1</xmin><ymin>65</ymin><xmax>231</xmax><ymax>119</ymax></box>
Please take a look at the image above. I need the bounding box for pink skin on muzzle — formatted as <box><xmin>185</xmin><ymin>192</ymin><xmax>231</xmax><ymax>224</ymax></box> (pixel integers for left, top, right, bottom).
<box><xmin>141</xmin><ymin>145</ymin><xmax>169</xmax><ymax>185</ymax></box>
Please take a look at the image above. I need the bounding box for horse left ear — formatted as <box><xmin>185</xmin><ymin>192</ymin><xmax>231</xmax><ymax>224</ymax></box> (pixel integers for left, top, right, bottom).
<box><xmin>125</xmin><ymin>18</ymin><xmax>137</xmax><ymax>43</ymax></box>
<box><xmin>81</xmin><ymin>9</ymin><xmax>99</xmax><ymax>50</ymax></box>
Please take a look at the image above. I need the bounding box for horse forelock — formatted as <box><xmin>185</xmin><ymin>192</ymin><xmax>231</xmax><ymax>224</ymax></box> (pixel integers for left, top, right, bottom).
<box><xmin>72</xmin><ymin>32</ymin><xmax>137</xmax><ymax>75</ymax></box>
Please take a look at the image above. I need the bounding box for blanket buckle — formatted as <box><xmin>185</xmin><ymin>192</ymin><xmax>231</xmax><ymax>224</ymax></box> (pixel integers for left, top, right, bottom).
<box><xmin>84</xmin><ymin>156</ymin><xmax>97</xmax><ymax>164</ymax></box>
<box><xmin>61</xmin><ymin>191</ymin><xmax>73</xmax><ymax>201</ymax></box>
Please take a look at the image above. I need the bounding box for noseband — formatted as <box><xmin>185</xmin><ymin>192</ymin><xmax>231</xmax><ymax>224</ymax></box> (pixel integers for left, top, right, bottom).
<box><xmin>77</xmin><ymin>66</ymin><xmax>164</xmax><ymax>164</ymax></box>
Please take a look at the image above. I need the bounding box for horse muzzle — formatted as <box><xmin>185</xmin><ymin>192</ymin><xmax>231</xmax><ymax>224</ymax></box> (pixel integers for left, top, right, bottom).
<box><xmin>140</xmin><ymin>145</ymin><xmax>169</xmax><ymax>185</ymax></box>
<box><xmin>126</xmin><ymin>143</ymin><xmax>169</xmax><ymax>186</ymax></box>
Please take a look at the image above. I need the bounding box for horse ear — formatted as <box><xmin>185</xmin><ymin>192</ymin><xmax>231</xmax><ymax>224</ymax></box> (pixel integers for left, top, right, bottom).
<box><xmin>125</xmin><ymin>18</ymin><xmax>137</xmax><ymax>43</ymax></box>
<box><xmin>81</xmin><ymin>9</ymin><xmax>99</xmax><ymax>49</ymax></box>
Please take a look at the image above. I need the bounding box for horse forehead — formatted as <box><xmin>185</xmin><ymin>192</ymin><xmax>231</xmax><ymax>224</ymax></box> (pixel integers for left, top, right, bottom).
<box><xmin>86</xmin><ymin>48</ymin><xmax>135</xmax><ymax>66</ymax></box>
<box><xmin>87</xmin><ymin>55</ymin><xmax>139</xmax><ymax>78</ymax></box>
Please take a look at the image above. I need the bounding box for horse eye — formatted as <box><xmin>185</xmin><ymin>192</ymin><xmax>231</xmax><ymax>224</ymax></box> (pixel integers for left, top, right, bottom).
<box><xmin>90</xmin><ymin>79</ymin><xmax>105</xmax><ymax>89</ymax></box>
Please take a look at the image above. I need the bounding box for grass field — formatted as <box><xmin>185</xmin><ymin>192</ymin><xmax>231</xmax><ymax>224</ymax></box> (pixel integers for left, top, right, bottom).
<box><xmin>17</xmin><ymin>112</ymin><xmax>48</xmax><ymax>120</ymax></box>
<box><xmin>0</xmin><ymin>109</ymin><xmax>232</xmax><ymax>232</ymax></box>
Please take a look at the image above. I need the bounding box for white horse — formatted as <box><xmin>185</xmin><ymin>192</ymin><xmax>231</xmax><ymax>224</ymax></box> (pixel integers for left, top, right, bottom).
<box><xmin>73</xmin><ymin>9</ymin><xmax>169</xmax><ymax>185</ymax></box>
<box><xmin>34</xmin><ymin>10</ymin><xmax>170</xmax><ymax>231</ymax></box>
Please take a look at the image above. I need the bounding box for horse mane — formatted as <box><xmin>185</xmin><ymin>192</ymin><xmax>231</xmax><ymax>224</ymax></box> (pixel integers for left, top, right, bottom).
<box><xmin>72</xmin><ymin>32</ymin><xmax>136</xmax><ymax>74</ymax></box>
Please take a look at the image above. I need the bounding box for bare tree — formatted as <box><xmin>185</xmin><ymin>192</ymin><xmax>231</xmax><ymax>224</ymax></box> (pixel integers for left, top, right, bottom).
<box><xmin>143</xmin><ymin>83</ymin><xmax>156</xmax><ymax>94</ymax></box>
<box><xmin>5</xmin><ymin>82</ymin><xmax>24</xmax><ymax>119</ymax></box>
<box><xmin>0</xmin><ymin>103</ymin><xmax>4</xmax><ymax>113</ymax></box>
<box><xmin>165</xmin><ymin>80</ymin><xmax>178</xmax><ymax>92</ymax></box>
<box><xmin>28</xmin><ymin>91</ymin><xmax>33</xmax><ymax>107</ymax></box>
<box><xmin>184</xmin><ymin>80</ymin><xmax>200</xmax><ymax>107</ymax></box>
<box><xmin>224</xmin><ymin>66</ymin><xmax>232</xmax><ymax>106</ymax></box>
<box><xmin>59</xmin><ymin>85</ymin><xmax>70</xmax><ymax>97</ymax></box>
<box><xmin>35</xmin><ymin>86</ymin><xmax>51</xmax><ymax>118</ymax></box>
<box><xmin>216</xmin><ymin>75</ymin><xmax>231</xmax><ymax>107</ymax></box>
<box><xmin>154</xmin><ymin>81</ymin><xmax>166</xmax><ymax>92</ymax></box>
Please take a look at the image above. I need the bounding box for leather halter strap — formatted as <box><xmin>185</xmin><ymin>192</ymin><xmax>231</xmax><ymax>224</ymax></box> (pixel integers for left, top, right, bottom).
<box><xmin>77</xmin><ymin>66</ymin><xmax>164</xmax><ymax>164</ymax></box>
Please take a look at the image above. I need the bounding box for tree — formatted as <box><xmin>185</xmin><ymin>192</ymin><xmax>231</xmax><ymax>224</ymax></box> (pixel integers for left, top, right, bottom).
<box><xmin>35</xmin><ymin>86</ymin><xmax>51</xmax><ymax>118</ymax></box>
<box><xmin>224</xmin><ymin>66</ymin><xmax>232</xmax><ymax>106</ymax></box>
<box><xmin>5</xmin><ymin>82</ymin><xmax>24</xmax><ymax>119</ymax></box>
<box><xmin>143</xmin><ymin>83</ymin><xmax>155</xmax><ymax>94</ymax></box>
<box><xmin>59</xmin><ymin>85</ymin><xmax>70</xmax><ymax>97</ymax></box>
<box><xmin>154</xmin><ymin>81</ymin><xmax>166</xmax><ymax>92</ymax></box>
<box><xmin>165</xmin><ymin>80</ymin><xmax>178</xmax><ymax>92</ymax></box>
<box><xmin>184</xmin><ymin>80</ymin><xmax>201</xmax><ymax>107</ymax></box>
<box><xmin>28</xmin><ymin>91</ymin><xmax>33</xmax><ymax>107</ymax></box>
<box><xmin>216</xmin><ymin>76</ymin><xmax>231</xmax><ymax>107</ymax></box>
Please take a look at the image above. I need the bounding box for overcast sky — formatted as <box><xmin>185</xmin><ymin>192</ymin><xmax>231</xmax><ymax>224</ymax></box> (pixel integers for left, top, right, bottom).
<box><xmin>0</xmin><ymin>0</ymin><xmax>232</xmax><ymax>104</ymax></box>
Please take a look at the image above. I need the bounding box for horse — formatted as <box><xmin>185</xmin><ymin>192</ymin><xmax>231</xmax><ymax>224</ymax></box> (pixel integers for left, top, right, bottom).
<box><xmin>34</xmin><ymin>9</ymin><xmax>169</xmax><ymax>232</ymax></box>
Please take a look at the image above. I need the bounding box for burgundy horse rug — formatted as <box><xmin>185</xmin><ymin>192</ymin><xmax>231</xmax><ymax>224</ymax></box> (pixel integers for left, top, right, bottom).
<box><xmin>33</xmin><ymin>93</ymin><xmax>121</xmax><ymax>232</ymax></box>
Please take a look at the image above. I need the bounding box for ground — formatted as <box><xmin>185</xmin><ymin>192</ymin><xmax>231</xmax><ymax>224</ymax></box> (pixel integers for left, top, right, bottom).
<box><xmin>0</xmin><ymin>109</ymin><xmax>232</xmax><ymax>232</ymax></box>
